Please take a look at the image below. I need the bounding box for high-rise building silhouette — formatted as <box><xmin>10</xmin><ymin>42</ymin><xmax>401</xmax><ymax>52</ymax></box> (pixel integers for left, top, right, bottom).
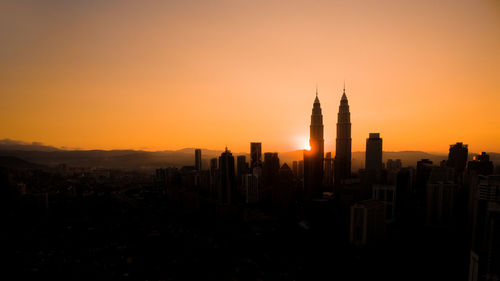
<box><xmin>468</xmin><ymin>152</ymin><xmax>494</xmax><ymax>176</ymax></box>
<box><xmin>250</xmin><ymin>142</ymin><xmax>262</xmax><ymax>168</ymax></box>
<box><xmin>469</xmin><ymin>175</ymin><xmax>500</xmax><ymax>281</ymax></box>
<box><xmin>298</xmin><ymin>160</ymin><xmax>304</xmax><ymax>179</ymax></box>
<box><xmin>365</xmin><ymin>133</ymin><xmax>383</xmax><ymax>172</ymax></box>
<box><xmin>263</xmin><ymin>152</ymin><xmax>280</xmax><ymax>186</ymax></box>
<box><xmin>210</xmin><ymin>157</ymin><xmax>218</xmax><ymax>171</ymax></box>
<box><xmin>446</xmin><ymin>142</ymin><xmax>468</xmax><ymax>180</ymax></box>
<box><xmin>350</xmin><ymin>199</ymin><xmax>386</xmax><ymax>247</ymax></box>
<box><xmin>324</xmin><ymin>152</ymin><xmax>334</xmax><ymax>185</ymax></box>
<box><xmin>236</xmin><ymin>155</ymin><xmax>249</xmax><ymax>186</ymax></box>
<box><xmin>292</xmin><ymin>161</ymin><xmax>298</xmax><ymax>178</ymax></box>
<box><xmin>243</xmin><ymin>173</ymin><xmax>259</xmax><ymax>204</ymax></box>
<box><xmin>334</xmin><ymin>86</ymin><xmax>352</xmax><ymax>185</ymax></box>
<box><xmin>218</xmin><ymin>147</ymin><xmax>235</xmax><ymax>204</ymax></box>
<box><xmin>195</xmin><ymin>148</ymin><xmax>202</xmax><ymax>171</ymax></box>
<box><xmin>416</xmin><ymin>159</ymin><xmax>433</xmax><ymax>203</ymax></box>
<box><xmin>304</xmin><ymin>89</ymin><xmax>324</xmax><ymax>199</ymax></box>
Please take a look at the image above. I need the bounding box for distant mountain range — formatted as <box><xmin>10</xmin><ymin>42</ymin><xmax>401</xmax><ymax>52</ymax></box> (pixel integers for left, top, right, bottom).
<box><xmin>0</xmin><ymin>139</ymin><xmax>498</xmax><ymax>171</ymax></box>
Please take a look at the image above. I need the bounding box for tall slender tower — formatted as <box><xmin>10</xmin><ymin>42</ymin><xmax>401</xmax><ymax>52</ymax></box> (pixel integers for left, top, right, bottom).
<box><xmin>334</xmin><ymin>86</ymin><xmax>352</xmax><ymax>185</ymax></box>
<box><xmin>310</xmin><ymin>89</ymin><xmax>324</xmax><ymax>157</ymax></box>
<box><xmin>218</xmin><ymin>147</ymin><xmax>235</xmax><ymax>204</ymax></box>
<box><xmin>304</xmin><ymin>89</ymin><xmax>324</xmax><ymax>199</ymax></box>
<box><xmin>195</xmin><ymin>148</ymin><xmax>202</xmax><ymax>171</ymax></box>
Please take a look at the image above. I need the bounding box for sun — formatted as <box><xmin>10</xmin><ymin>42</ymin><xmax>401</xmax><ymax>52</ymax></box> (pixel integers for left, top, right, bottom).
<box><xmin>295</xmin><ymin>136</ymin><xmax>311</xmax><ymax>151</ymax></box>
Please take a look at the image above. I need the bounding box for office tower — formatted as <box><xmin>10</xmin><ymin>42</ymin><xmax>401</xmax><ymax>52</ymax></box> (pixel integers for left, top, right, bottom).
<box><xmin>243</xmin><ymin>173</ymin><xmax>259</xmax><ymax>204</ymax></box>
<box><xmin>309</xmin><ymin>90</ymin><xmax>324</xmax><ymax>158</ymax></box>
<box><xmin>274</xmin><ymin>163</ymin><xmax>295</xmax><ymax>211</ymax></box>
<box><xmin>210</xmin><ymin>157</ymin><xmax>218</xmax><ymax>171</ymax></box>
<box><xmin>335</xmin><ymin>86</ymin><xmax>352</xmax><ymax>185</ymax></box>
<box><xmin>304</xmin><ymin>89</ymin><xmax>324</xmax><ymax>199</ymax></box>
<box><xmin>218</xmin><ymin>147</ymin><xmax>235</xmax><ymax>204</ymax></box>
<box><xmin>416</xmin><ymin>159</ymin><xmax>434</xmax><ymax>202</ymax></box>
<box><xmin>468</xmin><ymin>152</ymin><xmax>494</xmax><ymax>176</ymax></box>
<box><xmin>195</xmin><ymin>149</ymin><xmax>202</xmax><ymax>171</ymax></box>
<box><xmin>396</xmin><ymin>167</ymin><xmax>413</xmax><ymax>216</ymax></box>
<box><xmin>324</xmin><ymin>152</ymin><xmax>334</xmax><ymax>185</ymax></box>
<box><xmin>365</xmin><ymin>133</ymin><xmax>383</xmax><ymax>172</ymax></box>
<box><xmin>250</xmin><ymin>142</ymin><xmax>262</xmax><ymax>168</ymax></box>
<box><xmin>298</xmin><ymin>160</ymin><xmax>304</xmax><ymax>179</ymax></box>
<box><xmin>292</xmin><ymin>161</ymin><xmax>298</xmax><ymax>178</ymax></box>
<box><xmin>263</xmin><ymin>152</ymin><xmax>280</xmax><ymax>186</ymax></box>
<box><xmin>236</xmin><ymin>155</ymin><xmax>249</xmax><ymax>183</ymax></box>
<box><xmin>447</xmin><ymin>142</ymin><xmax>468</xmax><ymax>179</ymax></box>
<box><xmin>350</xmin><ymin>199</ymin><xmax>386</xmax><ymax>247</ymax></box>
<box><xmin>469</xmin><ymin>175</ymin><xmax>500</xmax><ymax>281</ymax></box>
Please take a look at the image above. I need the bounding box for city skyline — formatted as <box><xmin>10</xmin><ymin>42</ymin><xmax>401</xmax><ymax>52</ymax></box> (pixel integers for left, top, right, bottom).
<box><xmin>2</xmin><ymin>0</ymin><xmax>500</xmax><ymax>153</ymax></box>
<box><xmin>2</xmin><ymin>1</ymin><xmax>500</xmax><ymax>279</ymax></box>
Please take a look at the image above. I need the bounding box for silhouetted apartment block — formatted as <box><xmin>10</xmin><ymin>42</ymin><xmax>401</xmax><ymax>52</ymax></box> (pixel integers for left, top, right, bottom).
<box><xmin>469</xmin><ymin>175</ymin><xmax>500</xmax><ymax>281</ymax></box>
<box><xmin>350</xmin><ymin>199</ymin><xmax>386</xmax><ymax>247</ymax></box>
<box><xmin>372</xmin><ymin>184</ymin><xmax>397</xmax><ymax>223</ymax></box>
<box><xmin>426</xmin><ymin>181</ymin><xmax>459</xmax><ymax>225</ymax></box>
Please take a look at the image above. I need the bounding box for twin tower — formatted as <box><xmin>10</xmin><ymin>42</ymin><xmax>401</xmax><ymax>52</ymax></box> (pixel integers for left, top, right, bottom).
<box><xmin>304</xmin><ymin>87</ymin><xmax>351</xmax><ymax>198</ymax></box>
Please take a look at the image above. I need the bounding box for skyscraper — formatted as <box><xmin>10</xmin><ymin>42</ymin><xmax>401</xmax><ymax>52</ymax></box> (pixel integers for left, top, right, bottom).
<box><xmin>195</xmin><ymin>148</ymin><xmax>202</xmax><ymax>171</ymax></box>
<box><xmin>292</xmin><ymin>161</ymin><xmax>298</xmax><ymax>178</ymax></box>
<box><xmin>236</xmin><ymin>155</ymin><xmax>249</xmax><ymax>185</ymax></box>
<box><xmin>250</xmin><ymin>142</ymin><xmax>262</xmax><ymax>168</ymax></box>
<box><xmin>324</xmin><ymin>152</ymin><xmax>334</xmax><ymax>185</ymax></box>
<box><xmin>365</xmin><ymin>133</ymin><xmax>383</xmax><ymax>172</ymax></box>
<box><xmin>447</xmin><ymin>142</ymin><xmax>468</xmax><ymax>182</ymax></box>
<box><xmin>218</xmin><ymin>147</ymin><xmax>235</xmax><ymax>204</ymax></box>
<box><xmin>469</xmin><ymin>175</ymin><xmax>500</xmax><ymax>281</ymax></box>
<box><xmin>263</xmin><ymin>152</ymin><xmax>280</xmax><ymax>186</ymax></box>
<box><xmin>334</xmin><ymin>86</ymin><xmax>352</xmax><ymax>185</ymax></box>
<box><xmin>304</xmin><ymin>89</ymin><xmax>324</xmax><ymax>199</ymax></box>
<box><xmin>210</xmin><ymin>157</ymin><xmax>218</xmax><ymax>171</ymax></box>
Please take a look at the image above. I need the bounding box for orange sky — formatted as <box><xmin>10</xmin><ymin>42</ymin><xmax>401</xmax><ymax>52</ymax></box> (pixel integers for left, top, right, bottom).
<box><xmin>1</xmin><ymin>0</ymin><xmax>499</xmax><ymax>153</ymax></box>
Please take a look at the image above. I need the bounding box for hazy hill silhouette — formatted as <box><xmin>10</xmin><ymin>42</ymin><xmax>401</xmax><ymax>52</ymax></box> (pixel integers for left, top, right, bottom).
<box><xmin>0</xmin><ymin>156</ymin><xmax>47</xmax><ymax>171</ymax></box>
<box><xmin>0</xmin><ymin>139</ymin><xmax>498</xmax><ymax>171</ymax></box>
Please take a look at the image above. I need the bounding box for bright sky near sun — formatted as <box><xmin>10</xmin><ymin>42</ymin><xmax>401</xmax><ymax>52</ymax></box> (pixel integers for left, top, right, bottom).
<box><xmin>1</xmin><ymin>0</ymin><xmax>499</xmax><ymax>153</ymax></box>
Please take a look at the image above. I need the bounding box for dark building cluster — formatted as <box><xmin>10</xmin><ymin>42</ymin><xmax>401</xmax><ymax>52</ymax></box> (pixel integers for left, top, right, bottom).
<box><xmin>153</xmin><ymin>87</ymin><xmax>499</xmax><ymax>280</ymax></box>
<box><xmin>2</xmin><ymin>88</ymin><xmax>499</xmax><ymax>280</ymax></box>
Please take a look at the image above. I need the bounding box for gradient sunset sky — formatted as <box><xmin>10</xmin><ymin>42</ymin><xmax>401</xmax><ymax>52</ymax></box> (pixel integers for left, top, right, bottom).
<box><xmin>1</xmin><ymin>0</ymin><xmax>499</xmax><ymax>153</ymax></box>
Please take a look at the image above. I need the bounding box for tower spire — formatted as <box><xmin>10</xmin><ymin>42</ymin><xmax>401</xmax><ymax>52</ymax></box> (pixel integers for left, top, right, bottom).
<box><xmin>316</xmin><ymin>83</ymin><xmax>318</xmax><ymax>97</ymax></box>
<box><xmin>343</xmin><ymin>80</ymin><xmax>346</xmax><ymax>94</ymax></box>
